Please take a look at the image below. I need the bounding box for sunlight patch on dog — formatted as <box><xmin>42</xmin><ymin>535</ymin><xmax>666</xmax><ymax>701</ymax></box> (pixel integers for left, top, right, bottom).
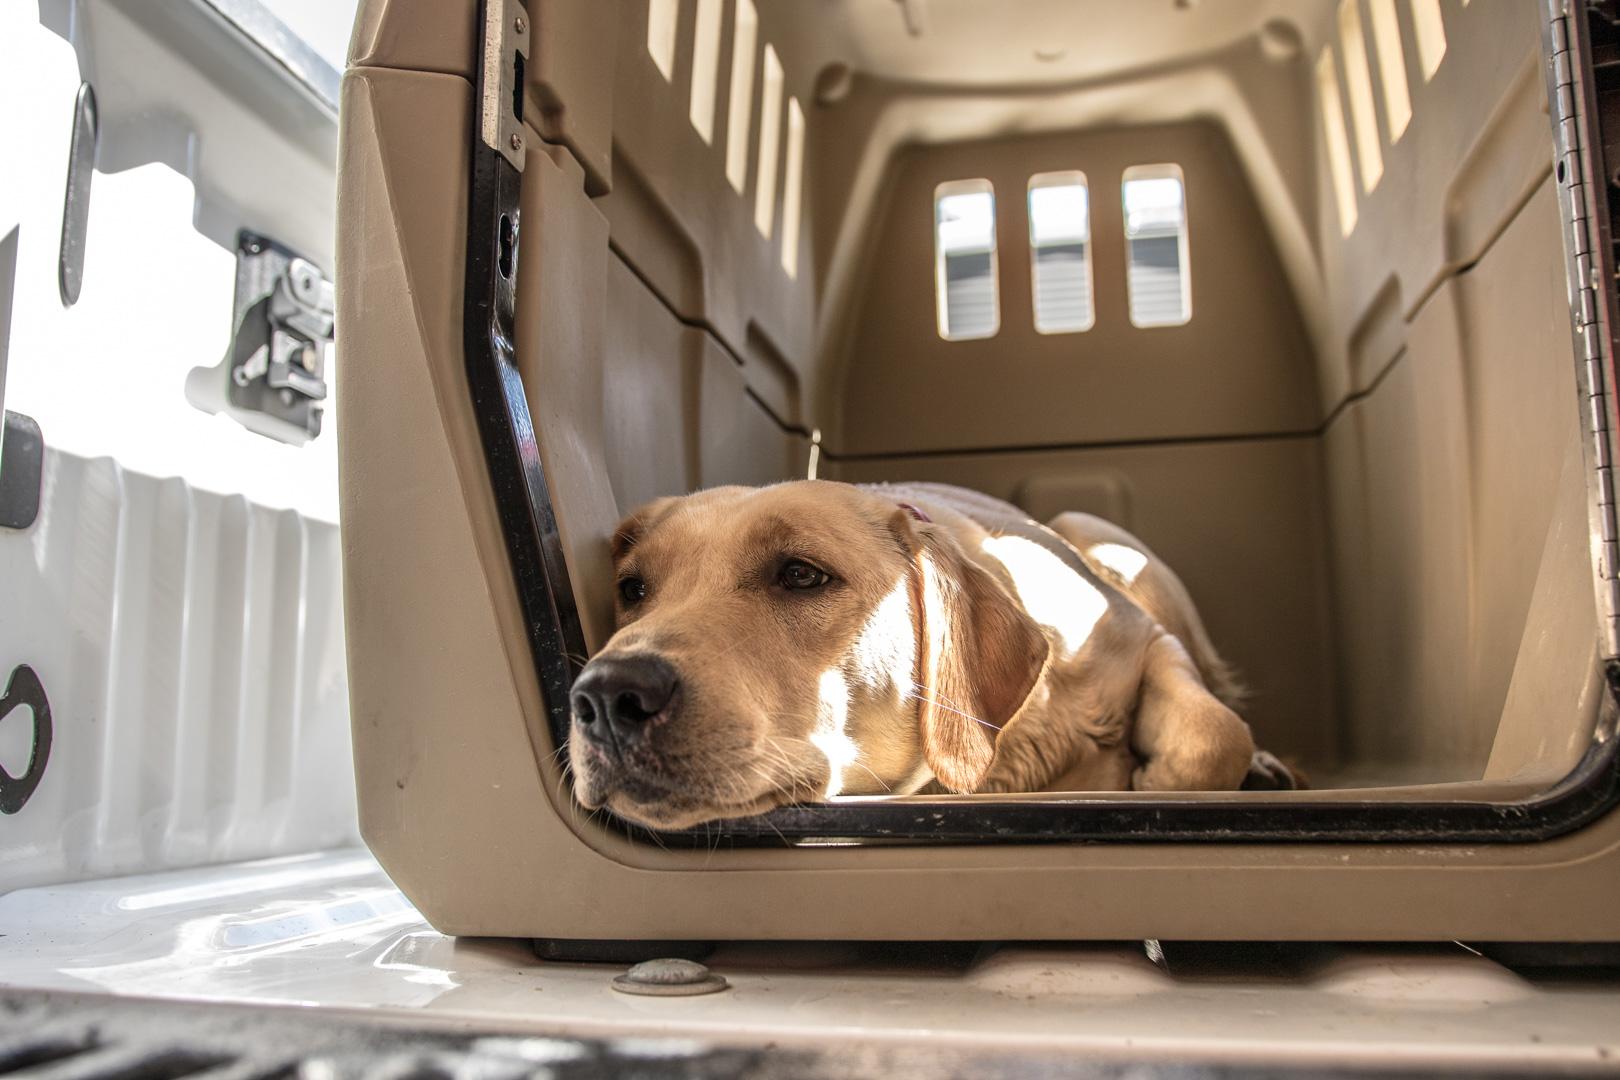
<box><xmin>811</xmin><ymin>668</ymin><xmax>860</xmax><ymax>799</ymax></box>
<box><xmin>1086</xmin><ymin>542</ymin><xmax>1148</xmax><ymax>585</ymax></box>
<box><xmin>918</xmin><ymin>554</ymin><xmax>951</xmax><ymax>702</ymax></box>
<box><xmin>849</xmin><ymin>577</ymin><xmax>914</xmax><ymax>685</ymax></box>
<box><xmin>981</xmin><ymin>535</ymin><xmax>1107</xmax><ymax>656</ymax></box>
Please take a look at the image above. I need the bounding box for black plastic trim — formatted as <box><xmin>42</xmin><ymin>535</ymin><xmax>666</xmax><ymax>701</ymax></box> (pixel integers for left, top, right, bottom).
<box><xmin>462</xmin><ymin>136</ymin><xmax>589</xmax><ymax>748</ymax></box>
<box><xmin>0</xmin><ymin>411</ymin><xmax>42</xmax><ymax>531</ymax></box>
<box><xmin>0</xmin><ymin>664</ymin><xmax>53</xmax><ymax>815</ymax></box>
<box><xmin>696</xmin><ymin>721</ymin><xmax>1620</xmax><ymax>846</ymax></box>
<box><xmin>460</xmin><ymin>0</ymin><xmax>1620</xmax><ymax>850</ymax></box>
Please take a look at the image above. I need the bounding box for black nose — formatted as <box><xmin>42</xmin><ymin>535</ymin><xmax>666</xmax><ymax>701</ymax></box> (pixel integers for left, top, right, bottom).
<box><xmin>571</xmin><ymin>654</ymin><xmax>679</xmax><ymax>748</ymax></box>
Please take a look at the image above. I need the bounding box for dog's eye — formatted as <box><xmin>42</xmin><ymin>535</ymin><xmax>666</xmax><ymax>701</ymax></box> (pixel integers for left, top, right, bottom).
<box><xmin>778</xmin><ymin>559</ymin><xmax>830</xmax><ymax>591</ymax></box>
<box><xmin>618</xmin><ymin>577</ymin><xmax>647</xmax><ymax>604</ymax></box>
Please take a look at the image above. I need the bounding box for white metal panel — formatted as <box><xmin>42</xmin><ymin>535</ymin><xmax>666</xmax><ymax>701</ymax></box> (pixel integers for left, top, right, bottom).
<box><xmin>0</xmin><ymin>3</ymin><xmax>356</xmax><ymax>890</ymax></box>
<box><xmin>0</xmin><ymin>449</ymin><xmax>356</xmax><ymax>891</ymax></box>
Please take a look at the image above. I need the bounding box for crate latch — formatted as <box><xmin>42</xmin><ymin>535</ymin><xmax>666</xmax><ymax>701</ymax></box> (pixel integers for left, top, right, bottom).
<box><xmin>185</xmin><ymin>231</ymin><xmax>334</xmax><ymax>445</ymax></box>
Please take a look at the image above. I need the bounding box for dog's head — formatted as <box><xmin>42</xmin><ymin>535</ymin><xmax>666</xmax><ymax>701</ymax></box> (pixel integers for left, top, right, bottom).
<box><xmin>566</xmin><ymin>481</ymin><xmax>1048</xmax><ymax>829</ymax></box>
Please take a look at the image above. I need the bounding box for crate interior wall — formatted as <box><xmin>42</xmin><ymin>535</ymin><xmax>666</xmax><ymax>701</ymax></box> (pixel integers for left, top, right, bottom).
<box><xmin>570</xmin><ymin>0</ymin><xmax>1597</xmax><ymax>790</ymax></box>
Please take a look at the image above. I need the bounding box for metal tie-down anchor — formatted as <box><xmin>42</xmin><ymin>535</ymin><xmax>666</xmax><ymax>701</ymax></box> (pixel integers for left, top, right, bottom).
<box><xmin>611</xmin><ymin>958</ymin><xmax>729</xmax><ymax>997</ymax></box>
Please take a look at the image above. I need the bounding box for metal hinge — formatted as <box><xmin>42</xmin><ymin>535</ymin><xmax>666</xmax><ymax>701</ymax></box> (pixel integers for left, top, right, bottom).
<box><xmin>1548</xmin><ymin>0</ymin><xmax>1620</xmax><ymax>655</ymax></box>
<box><xmin>185</xmin><ymin>231</ymin><xmax>334</xmax><ymax>445</ymax></box>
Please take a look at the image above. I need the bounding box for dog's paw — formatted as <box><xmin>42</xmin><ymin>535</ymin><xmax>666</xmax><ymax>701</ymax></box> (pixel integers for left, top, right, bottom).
<box><xmin>1240</xmin><ymin>749</ymin><xmax>1308</xmax><ymax>791</ymax></box>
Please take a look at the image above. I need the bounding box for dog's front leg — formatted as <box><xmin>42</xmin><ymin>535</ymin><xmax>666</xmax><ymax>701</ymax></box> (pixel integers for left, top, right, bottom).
<box><xmin>1129</xmin><ymin>632</ymin><xmax>1256</xmax><ymax>791</ymax></box>
<box><xmin>970</xmin><ymin>607</ymin><xmax>1152</xmax><ymax>794</ymax></box>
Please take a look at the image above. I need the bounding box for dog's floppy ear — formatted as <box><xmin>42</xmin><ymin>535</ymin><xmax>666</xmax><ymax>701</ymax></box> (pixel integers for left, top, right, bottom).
<box><xmin>611</xmin><ymin>497</ymin><xmax>676</xmax><ymax>562</ymax></box>
<box><xmin>892</xmin><ymin>511</ymin><xmax>1050</xmax><ymax>793</ymax></box>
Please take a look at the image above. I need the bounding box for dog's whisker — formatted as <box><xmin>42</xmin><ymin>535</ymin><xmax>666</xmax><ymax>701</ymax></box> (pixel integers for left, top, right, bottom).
<box><xmin>904</xmin><ymin>685</ymin><xmax>998</xmax><ymax>731</ymax></box>
<box><xmin>768</xmin><ymin>733</ymin><xmax>892</xmax><ymax>794</ymax></box>
<box><xmin>847</xmin><ymin>759</ymin><xmax>891</xmax><ymax>792</ymax></box>
<box><xmin>908</xmin><ymin>680</ymin><xmax>976</xmax><ymax>716</ymax></box>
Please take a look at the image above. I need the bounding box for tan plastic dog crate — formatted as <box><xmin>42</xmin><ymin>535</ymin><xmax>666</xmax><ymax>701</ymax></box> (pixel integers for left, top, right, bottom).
<box><xmin>336</xmin><ymin>0</ymin><xmax>1620</xmax><ymax>946</ymax></box>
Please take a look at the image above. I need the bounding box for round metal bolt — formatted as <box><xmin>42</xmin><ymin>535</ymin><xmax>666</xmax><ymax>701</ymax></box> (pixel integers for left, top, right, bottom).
<box><xmin>514</xmin><ymin>14</ymin><xmax>527</xmax><ymax>34</ymax></box>
<box><xmin>611</xmin><ymin>958</ymin><xmax>728</xmax><ymax>997</ymax></box>
<box><xmin>509</xmin><ymin>132</ymin><xmax>524</xmax><ymax>153</ymax></box>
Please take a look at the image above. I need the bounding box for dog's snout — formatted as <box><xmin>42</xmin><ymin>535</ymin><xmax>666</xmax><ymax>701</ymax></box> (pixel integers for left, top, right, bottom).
<box><xmin>571</xmin><ymin>654</ymin><xmax>679</xmax><ymax>746</ymax></box>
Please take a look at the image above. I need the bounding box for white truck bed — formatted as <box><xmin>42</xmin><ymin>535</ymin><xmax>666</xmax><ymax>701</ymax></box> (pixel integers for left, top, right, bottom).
<box><xmin>2</xmin><ymin>850</ymin><xmax>1618</xmax><ymax>1074</ymax></box>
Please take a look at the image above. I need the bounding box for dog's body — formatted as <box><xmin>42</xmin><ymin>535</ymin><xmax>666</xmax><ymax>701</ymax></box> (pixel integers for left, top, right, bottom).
<box><xmin>879</xmin><ymin>481</ymin><xmax>1252</xmax><ymax>797</ymax></box>
<box><xmin>568</xmin><ymin>480</ymin><xmax>1279</xmax><ymax>829</ymax></box>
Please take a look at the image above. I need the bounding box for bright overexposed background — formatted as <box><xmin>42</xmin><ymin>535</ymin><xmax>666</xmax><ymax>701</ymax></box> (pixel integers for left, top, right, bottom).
<box><xmin>0</xmin><ymin>2</ymin><xmax>362</xmax><ymax>524</ymax></box>
<box><xmin>260</xmin><ymin>0</ymin><xmax>362</xmax><ymax>70</ymax></box>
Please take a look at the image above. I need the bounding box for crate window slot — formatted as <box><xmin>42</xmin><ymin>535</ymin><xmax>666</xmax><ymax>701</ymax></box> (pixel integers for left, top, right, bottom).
<box><xmin>934</xmin><ymin>179</ymin><xmax>999</xmax><ymax>341</ymax></box>
<box><xmin>1338</xmin><ymin>0</ymin><xmax>1383</xmax><ymax>192</ymax></box>
<box><xmin>754</xmin><ymin>44</ymin><xmax>785</xmax><ymax>238</ymax></box>
<box><xmin>1027</xmin><ymin>171</ymin><xmax>1094</xmax><ymax>334</ymax></box>
<box><xmin>1411</xmin><ymin>0</ymin><xmax>1448</xmax><ymax>81</ymax></box>
<box><xmin>781</xmin><ymin>97</ymin><xmax>806</xmax><ymax>276</ymax></box>
<box><xmin>1122</xmin><ymin>165</ymin><xmax>1191</xmax><ymax>328</ymax></box>
<box><xmin>1317</xmin><ymin>46</ymin><xmax>1359</xmax><ymax>236</ymax></box>
<box><xmin>646</xmin><ymin>0</ymin><xmax>678</xmax><ymax>81</ymax></box>
<box><xmin>725</xmin><ymin>0</ymin><xmax>759</xmax><ymax>193</ymax></box>
<box><xmin>1368</xmin><ymin>0</ymin><xmax>1412</xmax><ymax>142</ymax></box>
<box><xmin>689</xmin><ymin>0</ymin><xmax>722</xmax><ymax>143</ymax></box>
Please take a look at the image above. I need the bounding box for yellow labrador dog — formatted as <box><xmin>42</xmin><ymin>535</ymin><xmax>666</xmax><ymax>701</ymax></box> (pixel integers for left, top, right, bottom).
<box><xmin>569</xmin><ymin>481</ymin><xmax>1292</xmax><ymax>829</ymax></box>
